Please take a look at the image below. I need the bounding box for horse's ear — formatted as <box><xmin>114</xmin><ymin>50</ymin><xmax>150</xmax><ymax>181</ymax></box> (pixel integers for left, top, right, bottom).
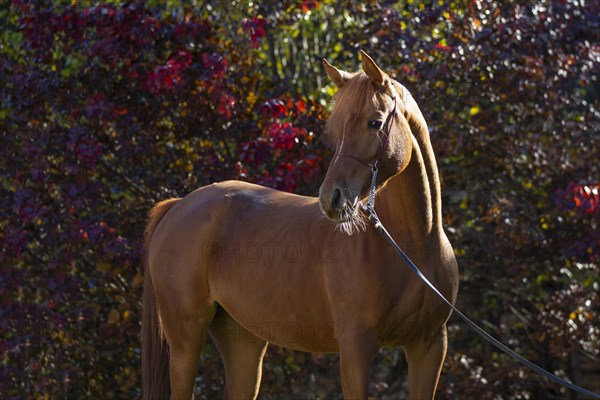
<box><xmin>360</xmin><ymin>50</ymin><xmax>387</xmax><ymax>87</ymax></box>
<box><xmin>323</xmin><ymin>58</ymin><xmax>350</xmax><ymax>88</ymax></box>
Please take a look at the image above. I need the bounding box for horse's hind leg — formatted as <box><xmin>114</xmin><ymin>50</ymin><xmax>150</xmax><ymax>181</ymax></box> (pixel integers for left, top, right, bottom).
<box><xmin>209</xmin><ymin>307</ymin><xmax>268</xmax><ymax>400</ymax></box>
<box><xmin>163</xmin><ymin>303</ymin><xmax>216</xmax><ymax>400</ymax></box>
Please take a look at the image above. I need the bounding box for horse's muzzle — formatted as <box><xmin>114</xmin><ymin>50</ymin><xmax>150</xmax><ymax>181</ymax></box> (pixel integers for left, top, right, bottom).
<box><xmin>318</xmin><ymin>184</ymin><xmax>358</xmax><ymax>223</ymax></box>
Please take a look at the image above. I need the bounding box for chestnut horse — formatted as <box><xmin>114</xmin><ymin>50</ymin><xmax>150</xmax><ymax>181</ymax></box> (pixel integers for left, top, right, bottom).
<box><xmin>142</xmin><ymin>51</ymin><xmax>459</xmax><ymax>399</ymax></box>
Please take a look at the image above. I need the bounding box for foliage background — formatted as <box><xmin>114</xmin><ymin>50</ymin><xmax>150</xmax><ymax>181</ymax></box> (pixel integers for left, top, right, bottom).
<box><xmin>1</xmin><ymin>0</ymin><xmax>598</xmax><ymax>399</ymax></box>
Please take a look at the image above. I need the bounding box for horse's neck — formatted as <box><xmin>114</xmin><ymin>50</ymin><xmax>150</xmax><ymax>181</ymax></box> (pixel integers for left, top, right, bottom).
<box><xmin>378</xmin><ymin>134</ymin><xmax>441</xmax><ymax>250</ymax></box>
<box><xmin>393</xmin><ymin>82</ymin><xmax>443</xmax><ymax>231</ymax></box>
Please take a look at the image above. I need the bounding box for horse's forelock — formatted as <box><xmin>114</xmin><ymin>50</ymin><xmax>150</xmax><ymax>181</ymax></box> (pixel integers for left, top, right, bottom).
<box><xmin>326</xmin><ymin>73</ymin><xmax>394</xmax><ymax>146</ymax></box>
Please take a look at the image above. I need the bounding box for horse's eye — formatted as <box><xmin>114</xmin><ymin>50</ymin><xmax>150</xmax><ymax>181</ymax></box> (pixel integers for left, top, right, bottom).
<box><xmin>368</xmin><ymin>119</ymin><xmax>383</xmax><ymax>130</ymax></box>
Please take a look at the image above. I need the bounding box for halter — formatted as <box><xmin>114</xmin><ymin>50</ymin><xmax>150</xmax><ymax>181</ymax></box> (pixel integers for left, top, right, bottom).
<box><xmin>332</xmin><ymin>96</ymin><xmax>397</xmax><ymax>212</ymax></box>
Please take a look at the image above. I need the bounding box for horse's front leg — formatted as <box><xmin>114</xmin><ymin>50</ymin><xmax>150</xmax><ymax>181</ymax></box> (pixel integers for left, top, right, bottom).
<box><xmin>404</xmin><ymin>325</ymin><xmax>448</xmax><ymax>400</ymax></box>
<box><xmin>338</xmin><ymin>329</ymin><xmax>380</xmax><ymax>399</ymax></box>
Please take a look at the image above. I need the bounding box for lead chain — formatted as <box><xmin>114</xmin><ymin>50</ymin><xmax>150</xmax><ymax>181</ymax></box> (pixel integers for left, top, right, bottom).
<box><xmin>364</xmin><ymin>162</ymin><xmax>379</xmax><ymax>212</ymax></box>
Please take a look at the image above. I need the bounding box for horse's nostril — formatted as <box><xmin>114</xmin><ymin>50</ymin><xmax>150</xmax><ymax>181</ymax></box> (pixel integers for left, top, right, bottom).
<box><xmin>331</xmin><ymin>188</ymin><xmax>342</xmax><ymax>209</ymax></box>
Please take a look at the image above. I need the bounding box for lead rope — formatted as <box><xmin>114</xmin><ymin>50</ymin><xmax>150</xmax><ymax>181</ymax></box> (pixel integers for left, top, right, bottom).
<box><xmin>362</xmin><ymin>173</ymin><xmax>600</xmax><ymax>399</ymax></box>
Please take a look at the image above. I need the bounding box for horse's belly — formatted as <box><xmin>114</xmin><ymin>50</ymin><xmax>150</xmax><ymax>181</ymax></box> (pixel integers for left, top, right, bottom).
<box><xmin>208</xmin><ymin>252</ymin><xmax>340</xmax><ymax>352</ymax></box>
<box><xmin>213</xmin><ymin>280</ymin><xmax>339</xmax><ymax>352</ymax></box>
<box><xmin>226</xmin><ymin>306</ymin><xmax>339</xmax><ymax>352</ymax></box>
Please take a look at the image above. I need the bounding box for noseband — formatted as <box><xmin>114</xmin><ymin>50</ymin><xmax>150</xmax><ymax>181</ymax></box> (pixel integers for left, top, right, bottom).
<box><xmin>332</xmin><ymin>95</ymin><xmax>397</xmax><ymax>211</ymax></box>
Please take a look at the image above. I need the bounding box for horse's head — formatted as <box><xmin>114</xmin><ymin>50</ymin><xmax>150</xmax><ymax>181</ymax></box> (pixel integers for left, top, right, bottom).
<box><xmin>318</xmin><ymin>51</ymin><xmax>413</xmax><ymax>230</ymax></box>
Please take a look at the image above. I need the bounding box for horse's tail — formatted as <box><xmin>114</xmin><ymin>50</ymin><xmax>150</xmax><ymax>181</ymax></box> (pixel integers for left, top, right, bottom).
<box><xmin>142</xmin><ymin>198</ymin><xmax>180</xmax><ymax>400</ymax></box>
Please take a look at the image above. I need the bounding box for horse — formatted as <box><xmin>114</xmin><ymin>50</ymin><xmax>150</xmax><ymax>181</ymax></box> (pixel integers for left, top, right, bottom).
<box><xmin>142</xmin><ymin>50</ymin><xmax>459</xmax><ymax>400</ymax></box>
